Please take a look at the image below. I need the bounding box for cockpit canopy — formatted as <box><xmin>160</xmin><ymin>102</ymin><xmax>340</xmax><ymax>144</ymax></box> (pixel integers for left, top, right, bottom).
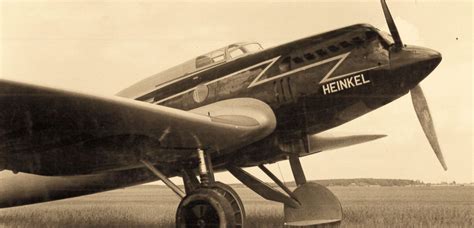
<box><xmin>115</xmin><ymin>42</ymin><xmax>264</xmax><ymax>99</ymax></box>
<box><xmin>195</xmin><ymin>42</ymin><xmax>263</xmax><ymax>69</ymax></box>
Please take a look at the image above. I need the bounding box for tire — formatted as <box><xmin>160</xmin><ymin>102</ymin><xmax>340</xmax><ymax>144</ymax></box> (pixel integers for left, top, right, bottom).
<box><xmin>176</xmin><ymin>188</ymin><xmax>236</xmax><ymax>228</ymax></box>
<box><xmin>210</xmin><ymin>182</ymin><xmax>245</xmax><ymax>228</ymax></box>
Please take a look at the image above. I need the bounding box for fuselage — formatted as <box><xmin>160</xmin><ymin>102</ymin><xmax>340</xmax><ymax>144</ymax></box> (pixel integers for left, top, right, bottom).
<box><xmin>118</xmin><ymin>23</ymin><xmax>441</xmax><ymax>167</ymax></box>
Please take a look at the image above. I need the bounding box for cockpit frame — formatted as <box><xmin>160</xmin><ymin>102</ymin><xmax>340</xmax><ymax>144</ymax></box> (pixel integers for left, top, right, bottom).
<box><xmin>195</xmin><ymin>42</ymin><xmax>263</xmax><ymax>70</ymax></box>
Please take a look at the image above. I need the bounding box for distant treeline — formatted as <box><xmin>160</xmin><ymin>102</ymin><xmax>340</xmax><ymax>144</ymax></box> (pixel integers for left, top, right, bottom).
<box><xmin>312</xmin><ymin>178</ymin><xmax>424</xmax><ymax>186</ymax></box>
<box><xmin>228</xmin><ymin>178</ymin><xmax>425</xmax><ymax>188</ymax></box>
<box><xmin>147</xmin><ymin>178</ymin><xmax>431</xmax><ymax>188</ymax></box>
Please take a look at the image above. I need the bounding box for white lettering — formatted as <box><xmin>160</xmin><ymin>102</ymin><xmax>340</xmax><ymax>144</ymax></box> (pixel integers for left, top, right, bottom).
<box><xmin>339</xmin><ymin>79</ymin><xmax>348</xmax><ymax>90</ymax></box>
<box><xmin>330</xmin><ymin>82</ymin><xmax>337</xmax><ymax>93</ymax></box>
<box><xmin>322</xmin><ymin>84</ymin><xmax>331</xmax><ymax>95</ymax></box>
<box><xmin>354</xmin><ymin>75</ymin><xmax>362</xmax><ymax>85</ymax></box>
<box><xmin>362</xmin><ymin>74</ymin><xmax>371</xmax><ymax>83</ymax></box>
<box><xmin>321</xmin><ymin>73</ymin><xmax>370</xmax><ymax>95</ymax></box>
<box><xmin>346</xmin><ymin>77</ymin><xmax>355</xmax><ymax>87</ymax></box>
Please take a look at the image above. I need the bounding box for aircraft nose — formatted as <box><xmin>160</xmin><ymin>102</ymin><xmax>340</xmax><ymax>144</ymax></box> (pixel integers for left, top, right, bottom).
<box><xmin>389</xmin><ymin>45</ymin><xmax>442</xmax><ymax>89</ymax></box>
<box><xmin>414</xmin><ymin>46</ymin><xmax>442</xmax><ymax>69</ymax></box>
<box><xmin>392</xmin><ymin>45</ymin><xmax>442</xmax><ymax>68</ymax></box>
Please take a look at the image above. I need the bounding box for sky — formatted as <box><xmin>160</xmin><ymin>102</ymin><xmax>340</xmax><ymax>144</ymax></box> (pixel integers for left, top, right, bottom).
<box><xmin>0</xmin><ymin>0</ymin><xmax>472</xmax><ymax>184</ymax></box>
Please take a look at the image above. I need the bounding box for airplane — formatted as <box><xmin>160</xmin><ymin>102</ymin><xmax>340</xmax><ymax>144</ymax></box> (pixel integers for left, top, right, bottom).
<box><xmin>0</xmin><ymin>0</ymin><xmax>446</xmax><ymax>227</ymax></box>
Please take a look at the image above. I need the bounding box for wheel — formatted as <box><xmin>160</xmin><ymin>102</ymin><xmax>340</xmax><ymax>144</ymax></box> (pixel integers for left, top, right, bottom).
<box><xmin>210</xmin><ymin>182</ymin><xmax>245</xmax><ymax>227</ymax></box>
<box><xmin>176</xmin><ymin>188</ymin><xmax>236</xmax><ymax>228</ymax></box>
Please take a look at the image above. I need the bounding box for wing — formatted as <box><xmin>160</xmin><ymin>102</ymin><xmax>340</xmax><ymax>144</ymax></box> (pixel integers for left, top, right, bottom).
<box><xmin>0</xmin><ymin>79</ymin><xmax>276</xmax><ymax>175</ymax></box>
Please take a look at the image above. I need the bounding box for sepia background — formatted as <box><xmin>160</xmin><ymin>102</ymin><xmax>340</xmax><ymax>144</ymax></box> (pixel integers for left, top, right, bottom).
<box><xmin>1</xmin><ymin>0</ymin><xmax>472</xmax><ymax>184</ymax></box>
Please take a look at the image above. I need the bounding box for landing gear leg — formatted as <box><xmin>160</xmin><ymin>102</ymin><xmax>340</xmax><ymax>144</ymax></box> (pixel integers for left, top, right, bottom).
<box><xmin>176</xmin><ymin>149</ymin><xmax>245</xmax><ymax>228</ymax></box>
<box><xmin>227</xmin><ymin>155</ymin><xmax>342</xmax><ymax>227</ymax></box>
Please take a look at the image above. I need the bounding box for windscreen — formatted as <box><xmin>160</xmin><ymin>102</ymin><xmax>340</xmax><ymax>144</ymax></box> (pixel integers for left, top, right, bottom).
<box><xmin>377</xmin><ymin>30</ymin><xmax>395</xmax><ymax>48</ymax></box>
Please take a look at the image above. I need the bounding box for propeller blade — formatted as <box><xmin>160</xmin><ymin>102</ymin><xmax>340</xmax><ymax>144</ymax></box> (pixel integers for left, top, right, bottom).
<box><xmin>381</xmin><ymin>0</ymin><xmax>403</xmax><ymax>50</ymax></box>
<box><xmin>410</xmin><ymin>85</ymin><xmax>447</xmax><ymax>171</ymax></box>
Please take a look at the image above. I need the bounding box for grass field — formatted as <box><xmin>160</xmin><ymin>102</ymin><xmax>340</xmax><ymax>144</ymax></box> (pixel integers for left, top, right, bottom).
<box><xmin>0</xmin><ymin>185</ymin><xmax>472</xmax><ymax>227</ymax></box>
